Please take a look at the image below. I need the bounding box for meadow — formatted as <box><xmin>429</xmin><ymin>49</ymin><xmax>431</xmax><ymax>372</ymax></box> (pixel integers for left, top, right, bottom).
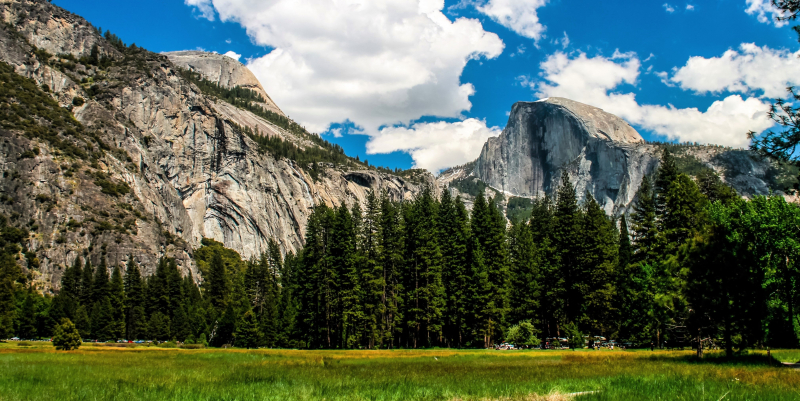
<box><xmin>0</xmin><ymin>343</ymin><xmax>798</xmax><ymax>401</ymax></box>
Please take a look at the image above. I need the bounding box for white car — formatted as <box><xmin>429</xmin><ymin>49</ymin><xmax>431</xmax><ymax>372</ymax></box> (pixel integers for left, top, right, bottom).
<box><xmin>10</xmin><ymin>337</ymin><xmax>19</xmax><ymax>341</ymax></box>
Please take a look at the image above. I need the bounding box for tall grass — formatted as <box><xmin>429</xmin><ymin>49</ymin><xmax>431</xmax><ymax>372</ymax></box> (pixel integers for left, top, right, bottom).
<box><xmin>0</xmin><ymin>345</ymin><xmax>797</xmax><ymax>400</ymax></box>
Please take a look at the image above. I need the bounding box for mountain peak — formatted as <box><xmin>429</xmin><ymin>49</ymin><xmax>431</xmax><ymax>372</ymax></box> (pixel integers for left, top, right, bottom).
<box><xmin>519</xmin><ymin>97</ymin><xmax>643</xmax><ymax>144</ymax></box>
<box><xmin>164</xmin><ymin>50</ymin><xmax>285</xmax><ymax>117</ymax></box>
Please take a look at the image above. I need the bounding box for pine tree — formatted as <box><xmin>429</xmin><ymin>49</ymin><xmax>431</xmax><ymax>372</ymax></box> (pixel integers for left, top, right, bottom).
<box><xmin>618</xmin><ymin>215</ymin><xmax>632</xmax><ymax>270</ymax></box>
<box><xmin>277</xmin><ymin>251</ymin><xmax>298</xmax><ymax>347</ymax></box>
<box><xmin>123</xmin><ymin>257</ymin><xmax>145</xmax><ymax>340</ymax></box>
<box><xmin>553</xmin><ymin>170</ymin><xmax>582</xmax><ymax>330</ymax></box>
<box><xmin>507</xmin><ymin>221</ymin><xmax>542</xmax><ymax>333</ymax></box>
<box><xmin>52</xmin><ymin>318</ymin><xmax>82</xmax><ymax>350</ymax></box>
<box><xmin>378</xmin><ymin>193</ymin><xmax>404</xmax><ymax>348</ymax></box>
<box><xmin>207</xmin><ymin>251</ymin><xmax>229</xmax><ymax>311</ymax></box>
<box><xmin>90</xmin><ymin>296</ymin><xmax>115</xmax><ymax>341</ymax></box>
<box><xmin>235</xmin><ymin>309</ymin><xmax>262</xmax><ymax>349</ymax></box>
<box><xmin>0</xmin><ymin>252</ymin><xmax>21</xmax><ymax>340</ymax></box>
<box><xmin>630</xmin><ymin>176</ymin><xmax>658</xmax><ymax>265</ymax></box>
<box><xmin>92</xmin><ymin>258</ymin><xmax>109</xmax><ymax>305</ymax></box>
<box><xmin>359</xmin><ymin>191</ymin><xmax>383</xmax><ymax>348</ymax></box>
<box><xmin>17</xmin><ymin>289</ymin><xmax>38</xmax><ymax>339</ymax></box>
<box><xmin>79</xmin><ymin>259</ymin><xmax>94</xmax><ymax>307</ymax></box>
<box><xmin>148</xmin><ymin>312</ymin><xmax>171</xmax><ymax>342</ymax></box>
<box><xmin>439</xmin><ymin>191</ymin><xmax>470</xmax><ymax>347</ymax></box>
<box><xmin>331</xmin><ymin>202</ymin><xmax>359</xmax><ymax>348</ymax></box>
<box><xmin>108</xmin><ymin>265</ymin><xmax>126</xmax><ymax>339</ymax></box>
<box><xmin>578</xmin><ymin>192</ymin><xmax>618</xmax><ymax>335</ymax></box>
<box><xmin>74</xmin><ymin>305</ymin><xmax>91</xmax><ymax>338</ymax></box>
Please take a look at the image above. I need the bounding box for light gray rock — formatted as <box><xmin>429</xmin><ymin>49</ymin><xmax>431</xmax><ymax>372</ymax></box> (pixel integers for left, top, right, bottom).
<box><xmin>164</xmin><ymin>50</ymin><xmax>285</xmax><ymax>117</ymax></box>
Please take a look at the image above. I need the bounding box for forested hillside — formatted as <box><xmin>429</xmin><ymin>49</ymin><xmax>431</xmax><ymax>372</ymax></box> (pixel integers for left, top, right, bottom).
<box><xmin>5</xmin><ymin>149</ymin><xmax>798</xmax><ymax>355</ymax></box>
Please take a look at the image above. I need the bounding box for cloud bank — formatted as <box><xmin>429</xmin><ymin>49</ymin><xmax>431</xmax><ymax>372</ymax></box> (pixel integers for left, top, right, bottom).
<box><xmin>530</xmin><ymin>50</ymin><xmax>775</xmax><ymax>147</ymax></box>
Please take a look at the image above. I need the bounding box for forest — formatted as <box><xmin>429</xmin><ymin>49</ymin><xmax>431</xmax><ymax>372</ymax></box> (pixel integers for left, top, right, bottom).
<box><xmin>1</xmin><ymin>149</ymin><xmax>798</xmax><ymax>355</ymax></box>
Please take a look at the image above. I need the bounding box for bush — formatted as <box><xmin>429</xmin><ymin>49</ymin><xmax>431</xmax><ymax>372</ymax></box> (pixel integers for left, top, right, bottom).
<box><xmin>53</xmin><ymin>318</ymin><xmax>82</xmax><ymax>351</ymax></box>
<box><xmin>72</xmin><ymin>97</ymin><xmax>84</xmax><ymax>106</ymax></box>
<box><xmin>179</xmin><ymin>344</ymin><xmax>205</xmax><ymax>349</ymax></box>
<box><xmin>505</xmin><ymin>320</ymin><xmax>540</xmax><ymax>348</ymax></box>
<box><xmin>16</xmin><ymin>341</ymin><xmax>32</xmax><ymax>347</ymax></box>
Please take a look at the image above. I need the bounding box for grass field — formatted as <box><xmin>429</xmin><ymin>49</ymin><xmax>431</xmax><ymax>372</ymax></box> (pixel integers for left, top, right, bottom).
<box><xmin>0</xmin><ymin>342</ymin><xmax>798</xmax><ymax>400</ymax></box>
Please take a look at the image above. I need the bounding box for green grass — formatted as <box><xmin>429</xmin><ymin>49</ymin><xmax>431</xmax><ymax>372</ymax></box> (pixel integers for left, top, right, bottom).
<box><xmin>0</xmin><ymin>343</ymin><xmax>798</xmax><ymax>400</ymax></box>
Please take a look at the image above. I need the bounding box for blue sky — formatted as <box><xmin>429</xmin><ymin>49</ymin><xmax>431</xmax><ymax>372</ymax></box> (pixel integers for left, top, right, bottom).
<box><xmin>54</xmin><ymin>0</ymin><xmax>800</xmax><ymax>172</ymax></box>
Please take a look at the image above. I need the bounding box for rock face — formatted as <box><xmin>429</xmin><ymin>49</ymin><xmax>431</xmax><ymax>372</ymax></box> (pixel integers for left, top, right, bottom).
<box><xmin>473</xmin><ymin>98</ymin><xmax>789</xmax><ymax>214</ymax></box>
<box><xmin>164</xmin><ymin>50</ymin><xmax>285</xmax><ymax>117</ymax></box>
<box><xmin>474</xmin><ymin>98</ymin><xmax>656</xmax><ymax>214</ymax></box>
<box><xmin>0</xmin><ymin>0</ymin><xmax>434</xmax><ymax>291</ymax></box>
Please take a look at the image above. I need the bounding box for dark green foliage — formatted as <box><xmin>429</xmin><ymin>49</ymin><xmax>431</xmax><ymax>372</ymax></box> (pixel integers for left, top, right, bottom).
<box><xmin>506</xmin><ymin>196</ymin><xmax>534</xmax><ymax>224</ymax></box>
<box><xmin>448</xmin><ymin>176</ymin><xmax>487</xmax><ymax>198</ymax></box>
<box><xmin>234</xmin><ymin>309</ymin><xmax>261</xmax><ymax>349</ymax></box>
<box><xmin>0</xmin><ymin>61</ymin><xmax>88</xmax><ymax>159</ymax></box>
<box><xmin>52</xmin><ymin>318</ymin><xmax>81</xmax><ymax>350</ymax></box>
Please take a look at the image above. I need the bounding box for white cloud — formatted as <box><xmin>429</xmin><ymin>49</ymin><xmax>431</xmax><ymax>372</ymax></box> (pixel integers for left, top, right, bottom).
<box><xmin>556</xmin><ymin>31</ymin><xmax>569</xmax><ymax>49</ymax></box>
<box><xmin>477</xmin><ymin>0</ymin><xmax>548</xmax><ymax>41</ymax></box>
<box><xmin>745</xmin><ymin>0</ymin><xmax>789</xmax><ymax>27</ymax></box>
<box><xmin>670</xmin><ymin>43</ymin><xmax>800</xmax><ymax>98</ymax></box>
<box><xmin>663</xmin><ymin>3</ymin><xmax>675</xmax><ymax>13</ymax></box>
<box><xmin>368</xmin><ymin>118</ymin><xmax>501</xmax><ymax>172</ymax></box>
<box><xmin>223</xmin><ymin>51</ymin><xmax>242</xmax><ymax>61</ymax></box>
<box><xmin>686</xmin><ymin>4</ymin><xmax>694</xmax><ymax>11</ymax></box>
<box><xmin>185</xmin><ymin>0</ymin><xmax>215</xmax><ymax>20</ymax></box>
<box><xmin>531</xmin><ymin>51</ymin><xmax>774</xmax><ymax>147</ymax></box>
<box><xmin>185</xmin><ymin>0</ymin><xmax>505</xmax><ymax>172</ymax></box>
<box><xmin>188</xmin><ymin>0</ymin><xmax>503</xmax><ymax>130</ymax></box>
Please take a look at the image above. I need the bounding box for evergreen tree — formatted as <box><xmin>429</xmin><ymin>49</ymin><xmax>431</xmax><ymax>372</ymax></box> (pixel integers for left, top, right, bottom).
<box><xmin>0</xmin><ymin>252</ymin><xmax>20</xmax><ymax>339</ymax></box>
<box><xmin>630</xmin><ymin>176</ymin><xmax>658</xmax><ymax>265</ymax></box>
<box><xmin>79</xmin><ymin>259</ymin><xmax>94</xmax><ymax>306</ymax></box>
<box><xmin>108</xmin><ymin>265</ymin><xmax>126</xmax><ymax>339</ymax></box>
<box><xmin>378</xmin><ymin>193</ymin><xmax>404</xmax><ymax>348</ymax></box>
<box><xmin>17</xmin><ymin>289</ymin><xmax>37</xmax><ymax>339</ymax></box>
<box><xmin>578</xmin><ymin>192</ymin><xmax>618</xmax><ymax>336</ymax></box>
<box><xmin>358</xmin><ymin>191</ymin><xmax>382</xmax><ymax>348</ymax></box>
<box><xmin>235</xmin><ymin>309</ymin><xmax>262</xmax><ymax>349</ymax></box>
<box><xmin>74</xmin><ymin>305</ymin><xmax>91</xmax><ymax>338</ymax></box>
<box><xmin>439</xmin><ymin>191</ymin><xmax>470</xmax><ymax>347</ymax></box>
<box><xmin>277</xmin><ymin>251</ymin><xmax>298</xmax><ymax>347</ymax></box>
<box><xmin>52</xmin><ymin>318</ymin><xmax>81</xmax><ymax>350</ymax></box>
<box><xmin>553</xmin><ymin>171</ymin><xmax>582</xmax><ymax>331</ymax></box>
<box><xmin>207</xmin><ymin>251</ymin><xmax>229</xmax><ymax>311</ymax></box>
<box><xmin>92</xmin><ymin>258</ymin><xmax>109</xmax><ymax>305</ymax></box>
<box><xmin>507</xmin><ymin>221</ymin><xmax>542</xmax><ymax>332</ymax></box>
<box><xmin>148</xmin><ymin>312</ymin><xmax>171</xmax><ymax>342</ymax></box>
<box><xmin>90</xmin><ymin>296</ymin><xmax>115</xmax><ymax>341</ymax></box>
<box><xmin>618</xmin><ymin>215</ymin><xmax>632</xmax><ymax>271</ymax></box>
<box><xmin>123</xmin><ymin>257</ymin><xmax>145</xmax><ymax>340</ymax></box>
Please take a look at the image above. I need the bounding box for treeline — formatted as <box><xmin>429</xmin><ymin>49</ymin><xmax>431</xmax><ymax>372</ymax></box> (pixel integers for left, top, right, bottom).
<box><xmin>2</xmin><ymin>150</ymin><xmax>798</xmax><ymax>352</ymax></box>
<box><xmin>291</xmin><ymin>149</ymin><xmax>800</xmax><ymax>353</ymax></box>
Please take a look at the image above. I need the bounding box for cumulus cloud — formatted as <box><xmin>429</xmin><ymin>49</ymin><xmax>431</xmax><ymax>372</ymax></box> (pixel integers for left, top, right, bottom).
<box><xmin>663</xmin><ymin>3</ymin><xmax>676</xmax><ymax>13</ymax></box>
<box><xmin>477</xmin><ymin>0</ymin><xmax>548</xmax><ymax>41</ymax></box>
<box><xmin>184</xmin><ymin>0</ymin><xmax>215</xmax><ymax>20</ymax></box>
<box><xmin>686</xmin><ymin>4</ymin><xmax>694</xmax><ymax>11</ymax></box>
<box><xmin>184</xmin><ymin>0</ymin><xmax>505</xmax><ymax>172</ymax></box>
<box><xmin>368</xmin><ymin>119</ymin><xmax>501</xmax><ymax>172</ymax></box>
<box><xmin>531</xmin><ymin>51</ymin><xmax>773</xmax><ymax>147</ymax></box>
<box><xmin>745</xmin><ymin>0</ymin><xmax>789</xmax><ymax>27</ymax></box>
<box><xmin>223</xmin><ymin>51</ymin><xmax>241</xmax><ymax>62</ymax></box>
<box><xmin>670</xmin><ymin>43</ymin><xmax>800</xmax><ymax>98</ymax></box>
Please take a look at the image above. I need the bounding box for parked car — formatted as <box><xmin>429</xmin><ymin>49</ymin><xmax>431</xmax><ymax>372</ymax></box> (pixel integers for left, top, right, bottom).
<box><xmin>10</xmin><ymin>337</ymin><xmax>19</xmax><ymax>341</ymax></box>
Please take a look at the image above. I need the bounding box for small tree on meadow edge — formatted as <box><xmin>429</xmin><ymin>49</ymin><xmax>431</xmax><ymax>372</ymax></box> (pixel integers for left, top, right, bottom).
<box><xmin>53</xmin><ymin>318</ymin><xmax>82</xmax><ymax>351</ymax></box>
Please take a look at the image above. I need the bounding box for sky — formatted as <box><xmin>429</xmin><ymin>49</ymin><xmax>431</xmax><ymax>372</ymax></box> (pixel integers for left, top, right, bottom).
<box><xmin>53</xmin><ymin>0</ymin><xmax>800</xmax><ymax>173</ymax></box>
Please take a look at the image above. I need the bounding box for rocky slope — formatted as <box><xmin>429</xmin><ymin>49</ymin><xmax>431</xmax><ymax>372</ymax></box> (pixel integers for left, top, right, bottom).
<box><xmin>464</xmin><ymin>98</ymin><xmax>794</xmax><ymax>215</ymax></box>
<box><xmin>0</xmin><ymin>0</ymin><xmax>434</xmax><ymax>291</ymax></box>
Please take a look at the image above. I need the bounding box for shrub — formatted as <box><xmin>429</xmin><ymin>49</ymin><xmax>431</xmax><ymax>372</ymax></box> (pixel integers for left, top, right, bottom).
<box><xmin>53</xmin><ymin>318</ymin><xmax>82</xmax><ymax>351</ymax></box>
<box><xmin>179</xmin><ymin>344</ymin><xmax>205</xmax><ymax>350</ymax></box>
<box><xmin>16</xmin><ymin>341</ymin><xmax>32</xmax><ymax>347</ymax></box>
<box><xmin>72</xmin><ymin>97</ymin><xmax>84</xmax><ymax>106</ymax></box>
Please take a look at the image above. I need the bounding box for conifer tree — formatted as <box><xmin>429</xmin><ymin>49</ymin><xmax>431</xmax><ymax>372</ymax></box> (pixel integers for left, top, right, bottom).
<box><xmin>90</xmin><ymin>296</ymin><xmax>114</xmax><ymax>341</ymax></box>
<box><xmin>92</xmin><ymin>258</ymin><xmax>109</xmax><ymax>305</ymax></box>
<box><xmin>207</xmin><ymin>251</ymin><xmax>229</xmax><ymax>311</ymax></box>
<box><xmin>507</xmin><ymin>221</ymin><xmax>542</xmax><ymax>331</ymax></box>
<box><xmin>578</xmin><ymin>192</ymin><xmax>618</xmax><ymax>335</ymax></box>
<box><xmin>108</xmin><ymin>265</ymin><xmax>126</xmax><ymax>339</ymax></box>
<box><xmin>79</xmin><ymin>259</ymin><xmax>94</xmax><ymax>306</ymax></box>
<box><xmin>439</xmin><ymin>191</ymin><xmax>470</xmax><ymax>347</ymax></box>
<box><xmin>553</xmin><ymin>171</ymin><xmax>582</xmax><ymax>330</ymax></box>
<box><xmin>618</xmin><ymin>215</ymin><xmax>632</xmax><ymax>271</ymax></box>
<box><xmin>123</xmin><ymin>257</ymin><xmax>145</xmax><ymax>340</ymax></box>
<box><xmin>359</xmin><ymin>191</ymin><xmax>383</xmax><ymax>348</ymax></box>
<box><xmin>378</xmin><ymin>194</ymin><xmax>404</xmax><ymax>348</ymax></box>
<box><xmin>277</xmin><ymin>251</ymin><xmax>298</xmax><ymax>347</ymax></box>
<box><xmin>52</xmin><ymin>318</ymin><xmax>81</xmax><ymax>350</ymax></box>
<box><xmin>630</xmin><ymin>176</ymin><xmax>658</xmax><ymax>264</ymax></box>
<box><xmin>235</xmin><ymin>309</ymin><xmax>262</xmax><ymax>349</ymax></box>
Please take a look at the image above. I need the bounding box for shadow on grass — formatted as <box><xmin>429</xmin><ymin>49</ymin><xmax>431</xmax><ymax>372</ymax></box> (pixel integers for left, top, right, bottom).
<box><xmin>677</xmin><ymin>352</ymin><xmax>786</xmax><ymax>367</ymax></box>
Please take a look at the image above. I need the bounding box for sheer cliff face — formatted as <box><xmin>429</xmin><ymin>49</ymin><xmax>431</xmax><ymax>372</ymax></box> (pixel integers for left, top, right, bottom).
<box><xmin>0</xmin><ymin>0</ymin><xmax>433</xmax><ymax>290</ymax></box>
<box><xmin>474</xmin><ymin>98</ymin><xmax>657</xmax><ymax>214</ymax></box>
